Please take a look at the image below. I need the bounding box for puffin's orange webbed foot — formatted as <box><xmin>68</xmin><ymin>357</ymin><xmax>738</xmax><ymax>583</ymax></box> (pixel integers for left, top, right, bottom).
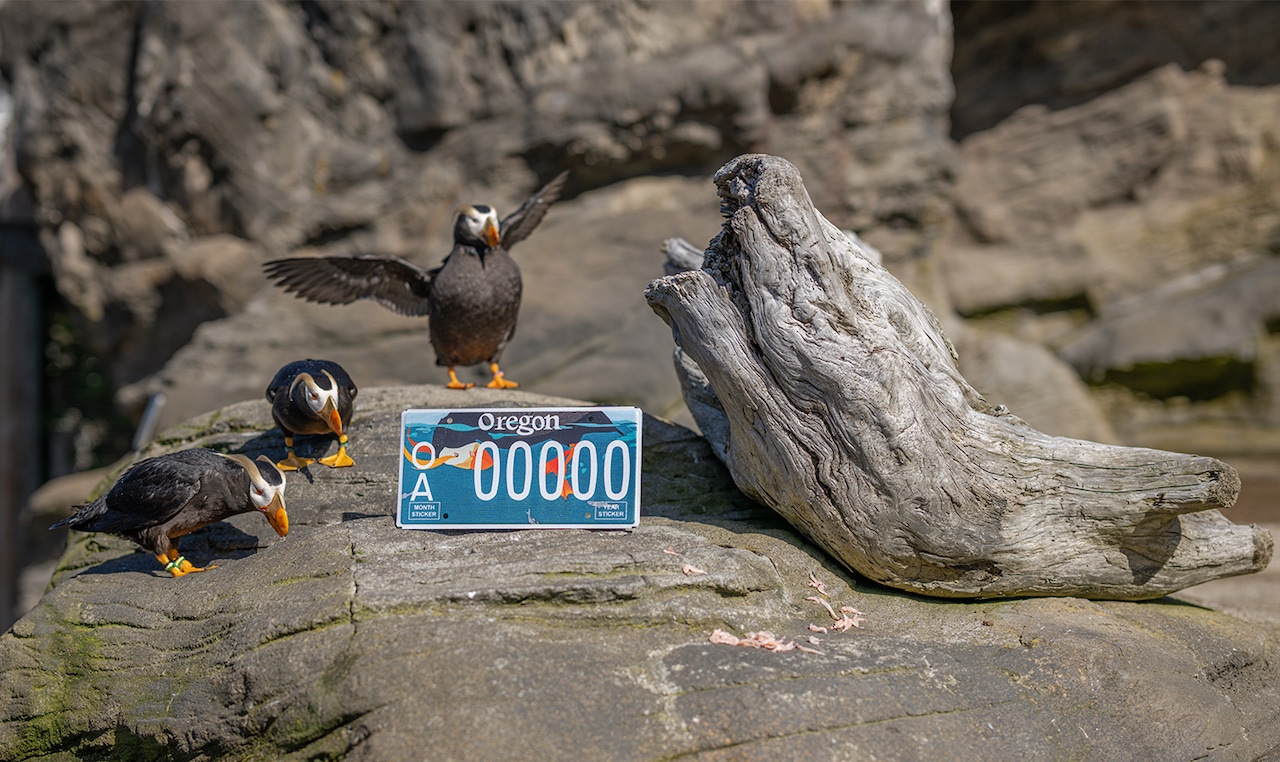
<box><xmin>277</xmin><ymin>437</ymin><xmax>314</xmax><ymax>471</ymax></box>
<box><xmin>318</xmin><ymin>436</ymin><xmax>355</xmax><ymax>468</ymax></box>
<box><xmin>276</xmin><ymin>453</ymin><xmax>314</xmax><ymax>471</ymax></box>
<box><xmin>486</xmin><ymin>363</ymin><xmax>519</xmax><ymax>389</ymax></box>
<box><xmin>446</xmin><ymin>367</ymin><xmax>475</xmax><ymax>390</ymax></box>
<box><xmin>157</xmin><ymin>550</ymin><xmax>217</xmax><ymax>578</ymax></box>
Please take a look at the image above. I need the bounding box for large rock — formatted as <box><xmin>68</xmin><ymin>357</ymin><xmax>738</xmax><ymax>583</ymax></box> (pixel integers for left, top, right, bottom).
<box><xmin>3</xmin><ymin>388</ymin><xmax>1279</xmax><ymax>759</ymax></box>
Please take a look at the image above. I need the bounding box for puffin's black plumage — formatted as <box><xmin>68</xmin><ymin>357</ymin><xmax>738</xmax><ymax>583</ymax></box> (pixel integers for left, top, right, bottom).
<box><xmin>263</xmin><ymin>171</ymin><xmax>568</xmax><ymax>389</ymax></box>
<box><xmin>49</xmin><ymin>448</ymin><xmax>288</xmax><ymax>577</ymax></box>
<box><xmin>266</xmin><ymin>359</ymin><xmax>358</xmax><ymax>470</ymax></box>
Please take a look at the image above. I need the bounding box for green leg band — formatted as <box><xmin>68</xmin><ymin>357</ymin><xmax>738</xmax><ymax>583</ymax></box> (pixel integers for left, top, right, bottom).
<box><xmin>164</xmin><ymin>556</ymin><xmax>186</xmax><ymax>573</ymax></box>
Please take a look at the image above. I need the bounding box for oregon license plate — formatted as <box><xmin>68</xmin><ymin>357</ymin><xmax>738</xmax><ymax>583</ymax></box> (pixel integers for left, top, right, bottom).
<box><xmin>397</xmin><ymin>407</ymin><xmax>642</xmax><ymax>529</ymax></box>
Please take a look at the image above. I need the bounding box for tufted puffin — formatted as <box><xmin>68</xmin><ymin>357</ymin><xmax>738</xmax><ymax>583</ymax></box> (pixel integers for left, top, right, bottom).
<box><xmin>263</xmin><ymin>171</ymin><xmax>568</xmax><ymax>389</ymax></box>
<box><xmin>50</xmin><ymin>448</ymin><xmax>288</xmax><ymax>577</ymax></box>
<box><xmin>266</xmin><ymin>359</ymin><xmax>358</xmax><ymax>470</ymax></box>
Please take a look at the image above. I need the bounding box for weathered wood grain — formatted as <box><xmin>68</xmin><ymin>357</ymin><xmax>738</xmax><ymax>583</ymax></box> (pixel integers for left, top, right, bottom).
<box><xmin>648</xmin><ymin>154</ymin><xmax>1272</xmax><ymax>599</ymax></box>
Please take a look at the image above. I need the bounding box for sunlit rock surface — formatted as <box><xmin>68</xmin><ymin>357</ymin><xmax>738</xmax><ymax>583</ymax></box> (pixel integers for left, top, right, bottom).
<box><xmin>3</xmin><ymin>388</ymin><xmax>1278</xmax><ymax>760</ymax></box>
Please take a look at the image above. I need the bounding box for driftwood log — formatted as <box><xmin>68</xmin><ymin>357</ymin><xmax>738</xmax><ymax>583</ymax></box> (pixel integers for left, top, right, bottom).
<box><xmin>646</xmin><ymin>154</ymin><xmax>1273</xmax><ymax>600</ymax></box>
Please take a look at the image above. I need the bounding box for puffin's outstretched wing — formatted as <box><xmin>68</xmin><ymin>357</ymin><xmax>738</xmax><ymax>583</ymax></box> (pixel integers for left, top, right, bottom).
<box><xmin>499</xmin><ymin>170</ymin><xmax>569</xmax><ymax>250</ymax></box>
<box><xmin>263</xmin><ymin>255</ymin><xmax>435</xmax><ymax>317</ymax></box>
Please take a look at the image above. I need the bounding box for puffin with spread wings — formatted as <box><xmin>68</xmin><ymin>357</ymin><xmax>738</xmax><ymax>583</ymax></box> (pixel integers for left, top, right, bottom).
<box><xmin>264</xmin><ymin>171</ymin><xmax>568</xmax><ymax>389</ymax></box>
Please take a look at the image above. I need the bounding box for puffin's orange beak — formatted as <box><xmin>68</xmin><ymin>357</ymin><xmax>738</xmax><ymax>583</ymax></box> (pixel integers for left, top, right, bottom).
<box><xmin>262</xmin><ymin>493</ymin><xmax>289</xmax><ymax>537</ymax></box>
<box><xmin>482</xmin><ymin>218</ymin><xmax>501</xmax><ymax>248</ymax></box>
<box><xmin>321</xmin><ymin>399</ymin><xmax>343</xmax><ymax>437</ymax></box>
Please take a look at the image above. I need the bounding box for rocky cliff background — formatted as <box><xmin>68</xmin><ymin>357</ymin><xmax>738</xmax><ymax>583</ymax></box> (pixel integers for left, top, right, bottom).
<box><xmin>1</xmin><ymin>0</ymin><xmax>1279</xmax><ymax>630</ymax></box>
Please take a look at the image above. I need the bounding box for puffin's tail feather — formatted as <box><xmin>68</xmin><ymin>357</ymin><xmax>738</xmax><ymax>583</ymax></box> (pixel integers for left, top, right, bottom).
<box><xmin>49</xmin><ymin>511</ymin><xmax>80</xmax><ymax>530</ymax></box>
<box><xmin>49</xmin><ymin>501</ymin><xmax>104</xmax><ymax>530</ymax></box>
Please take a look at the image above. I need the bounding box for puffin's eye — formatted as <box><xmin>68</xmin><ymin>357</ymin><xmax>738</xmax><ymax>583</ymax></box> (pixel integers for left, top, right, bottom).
<box><xmin>255</xmin><ymin>488</ymin><xmax>264</xmax><ymax>496</ymax></box>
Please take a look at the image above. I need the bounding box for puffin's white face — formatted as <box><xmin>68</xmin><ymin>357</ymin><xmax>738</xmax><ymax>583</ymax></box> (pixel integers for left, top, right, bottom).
<box><xmin>307</xmin><ymin>375</ymin><xmax>339</xmax><ymax>416</ymax></box>
<box><xmin>249</xmin><ymin>462</ymin><xmax>286</xmax><ymax>510</ymax></box>
<box><xmin>222</xmin><ymin>453</ymin><xmax>289</xmax><ymax>537</ymax></box>
<box><xmin>248</xmin><ymin>455</ymin><xmax>288</xmax><ymax>536</ymax></box>
<box><xmin>292</xmin><ymin>371</ymin><xmax>339</xmax><ymax>416</ymax></box>
<box><xmin>289</xmin><ymin>370</ymin><xmax>345</xmax><ymax>437</ymax></box>
<box><xmin>459</xmin><ymin>205</ymin><xmax>501</xmax><ymax>247</ymax></box>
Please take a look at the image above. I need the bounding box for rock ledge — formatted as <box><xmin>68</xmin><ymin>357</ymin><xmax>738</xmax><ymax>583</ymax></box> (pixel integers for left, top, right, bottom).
<box><xmin>2</xmin><ymin>386</ymin><xmax>1278</xmax><ymax>760</ymax></box>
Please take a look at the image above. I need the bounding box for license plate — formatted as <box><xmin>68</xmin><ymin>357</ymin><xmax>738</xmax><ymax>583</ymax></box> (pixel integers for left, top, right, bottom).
<box><xmin>397</xmin><ymin>407</ymin><xmax>642</xmax><ymax>529</ymax></box>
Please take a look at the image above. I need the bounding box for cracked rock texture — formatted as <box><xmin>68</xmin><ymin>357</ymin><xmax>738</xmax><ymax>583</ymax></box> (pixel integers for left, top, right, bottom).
<box><xmin>3</xmin><ymin>387</ymin><xmax>1280</xmax><ymax>760</ymax></box>
<box><xmin>0</xmin><ymin>0</ymin><xmax>953</xmax><ymax>408</ymax></box>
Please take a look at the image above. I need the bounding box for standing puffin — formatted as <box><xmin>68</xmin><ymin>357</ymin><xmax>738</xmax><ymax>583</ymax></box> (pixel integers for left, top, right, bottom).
<box><xmin>263</xmin><ymin>171</ymin><xmax>568</xmax><ymax>389</ymax></box>
<box><xmin>50</xmin><ymin>448</ymin><xmax>288</xmax><ymax>577</ymax></box>
<box><xmin>267</xmin><ymin>359</ymin><xmax>358</xmax><ymax>471</ymax></box>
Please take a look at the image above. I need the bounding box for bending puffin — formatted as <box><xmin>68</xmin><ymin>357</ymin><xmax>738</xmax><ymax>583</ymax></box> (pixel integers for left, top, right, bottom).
<box><xmin>263</xmin><ymin>171</ymin><xmax>569</xmax><ymax>389</ymax></box>
<box><xmin>267</xmin><ymin>359</ymin><xmax>358</xmax><ymax>470</ymax></box>
<box><xmin>50</xmin><ymin>448</ymin><xmax>288</xmax><ymax>577</ymax></box>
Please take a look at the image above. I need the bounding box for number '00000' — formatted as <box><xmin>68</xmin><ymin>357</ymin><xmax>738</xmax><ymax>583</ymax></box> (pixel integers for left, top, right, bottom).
<box><xmin>472</xmin><ymin>440</ymin><xmax>631</xmax><ymax>502</ymax></box>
